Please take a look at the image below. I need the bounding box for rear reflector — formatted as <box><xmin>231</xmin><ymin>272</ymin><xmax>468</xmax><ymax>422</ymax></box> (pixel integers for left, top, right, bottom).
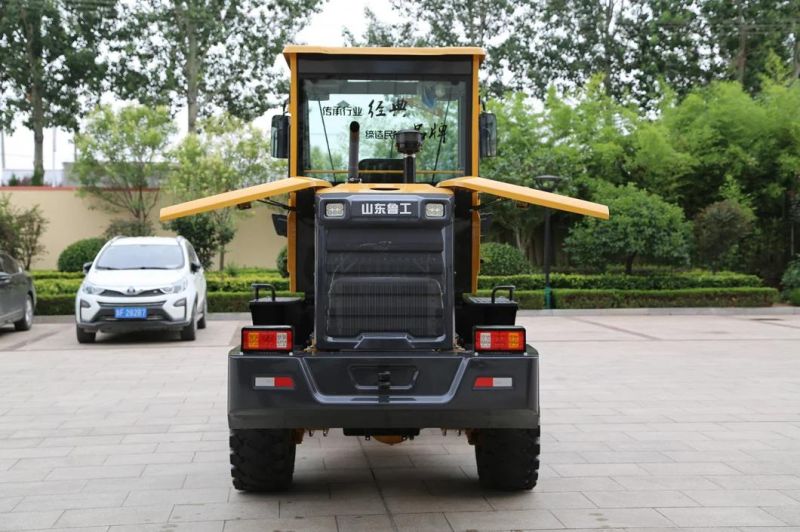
<box><xmin>474</xmin><ymin>326</ymin><xmax>526</xmax><ymax>352</ymax></box>
<box><xmin>474</xmin><ymin>376</ymin><xmax>513</xmax><ymax>389</ymax></box>
<box><xmin>241</xmin><ymin>327</ymin><xmax>293</xmax><ymax>352</ymax></box>
<box><xmin>254</xmin><ymin>376</ymin><xmax>295</xmax><ymax>389</ymax></box>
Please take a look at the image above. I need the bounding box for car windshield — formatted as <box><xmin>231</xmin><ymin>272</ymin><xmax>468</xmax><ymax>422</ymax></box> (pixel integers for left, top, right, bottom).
<box><xmin>301</xmin><ymin>78</ymin><xmax>468</xmax><ymax>183</ymax></box>
<box><xmin>95</xmin><ymin>245</ymin><xmax>184</xmax><ymax>270</ymax></box>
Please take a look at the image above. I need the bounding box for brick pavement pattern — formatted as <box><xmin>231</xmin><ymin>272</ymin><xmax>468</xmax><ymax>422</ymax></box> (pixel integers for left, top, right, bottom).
<box><xmin>0</xmin><ymin>313</ymin><xmax>799</xmax><ymax>531</ymax></box>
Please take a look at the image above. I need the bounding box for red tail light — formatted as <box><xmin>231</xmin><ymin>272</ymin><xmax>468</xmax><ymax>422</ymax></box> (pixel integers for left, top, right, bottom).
<box><xmin>474</xmin><ymin>326</ymin><xmax>526</xmax><ymax>353</ymax></box>
<box><xmin>241</xmin><ymin>326</ymin><xmax>293</xmax><ymax>353</ymax></box>
<box><xmin>474</xmin><ymin>376</ymin><xmax>513</xmax><ymax>389</ymax></box>
<box><xmin>254</xmin><ymin>376</ymin><xmax>295</xmax><ymax>389</ymax></box>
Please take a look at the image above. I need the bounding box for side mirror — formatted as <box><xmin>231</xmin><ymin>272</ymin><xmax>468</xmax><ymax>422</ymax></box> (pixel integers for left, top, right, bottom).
<box><xmin>82</xmin><ymin>262</ymin><xmax>92</xmax><ymax>274</ymax></box>
<box><xmin>271</xmin><ymin>115</ymin><xmax>290</xmax><ymax>159</ymax></box>
<box><xmin>479</xmin><ymin>112</ymin><xmax>497</xmax><ymax>158</ymax></box>
<box><xmin>272</xmin><ymin>213</ymin><xmax>288</xmax><ymax>237</ymax></box>
<box><xmin>190</xmin><ymin>261</ymin><xmax>202</xmax><ymax>273</ymax></box>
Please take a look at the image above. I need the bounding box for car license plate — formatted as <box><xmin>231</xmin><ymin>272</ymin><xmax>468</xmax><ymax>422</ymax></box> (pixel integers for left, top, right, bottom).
<box><xmin>114</xmin><ymin>307</ymin><xmax>147</xmax><ymax>319</ymax></box>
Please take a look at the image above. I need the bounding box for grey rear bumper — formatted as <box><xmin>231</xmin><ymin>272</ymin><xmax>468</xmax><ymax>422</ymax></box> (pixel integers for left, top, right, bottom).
<box><xmin>228</xmin><ymin>348</ymin><xmax>539</xmax><ymax>429</ymax></box>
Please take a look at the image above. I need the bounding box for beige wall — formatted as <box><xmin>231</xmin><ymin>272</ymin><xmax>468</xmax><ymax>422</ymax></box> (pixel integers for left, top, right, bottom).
<box><xmin>4</xmin><ymin>188</ymin><xmax>286</xmax><ymax>270</ymax></box>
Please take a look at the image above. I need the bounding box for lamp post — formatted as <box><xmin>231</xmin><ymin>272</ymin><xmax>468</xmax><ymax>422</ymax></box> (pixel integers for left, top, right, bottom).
<box><xmin>533</xmin><ymin>175</ymin><xmax>567</xmax><ymax>310</ymax></box>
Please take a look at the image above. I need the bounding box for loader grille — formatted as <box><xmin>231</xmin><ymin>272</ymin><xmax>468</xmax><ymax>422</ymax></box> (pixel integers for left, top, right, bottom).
<box><xmin>316</xmin><ymin>194</ymin><xmax>453</xmax><ymax>350</ymax></box>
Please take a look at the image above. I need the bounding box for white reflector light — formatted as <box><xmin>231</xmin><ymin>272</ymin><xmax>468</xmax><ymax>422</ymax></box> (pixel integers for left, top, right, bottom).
<box><xmin>325</xmin><ymin>202</ymin><xmax>345</xmax><ymax>218</ymax></box>
<box><xmin>425</xmin><ymin>203</ymin><xmax>445</xmax><ymax>218</ymax></box>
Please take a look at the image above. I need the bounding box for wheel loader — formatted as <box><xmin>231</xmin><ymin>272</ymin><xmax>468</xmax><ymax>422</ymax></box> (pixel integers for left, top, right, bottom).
<box><xmin>160</xmin><ymin>46</ymin><xmax>609</xmax><ymax>492</ymax></box>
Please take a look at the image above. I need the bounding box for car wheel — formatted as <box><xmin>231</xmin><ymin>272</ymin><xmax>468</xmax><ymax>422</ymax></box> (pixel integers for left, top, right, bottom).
<box><xmin>180</xmin><ymin>302</ymin><xmax>197</xmax><ymax>341</ymax></box>
<box><xmin>76</xmin><ymin>325</ymin><xmax>96</xmax><ymax>344</ymax></box>
<box><xmin>197</xmin><ymin>298</ymin><xmax>207</xmax><ymax>330</ymax></box>
<box><xmin>13</xmin><ymin>295</ymin><xmax>34</xmax><ymax>331</ymax></box>
<box><xmin>230</xmin><ymin>429</ymin><xmax>296</xmax><ymax>492</ymax></box>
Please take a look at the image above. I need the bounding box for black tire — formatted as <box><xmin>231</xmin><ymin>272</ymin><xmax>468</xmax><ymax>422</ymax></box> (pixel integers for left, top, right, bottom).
<box><xmin>475</xmin><ymin>427</ymin><xmax>540</xmax><ymax>491</ymax></box>
<box><xmin>180</xmin><ymin>303</ymin><xmax>197</xmax><ymax>341</ymax></box>
<box><xmin>76</xmin><ymin>325</ymin><xmax>96</xmax><ymax>344</ymax></box>
<box><xmin>13</xmin><ymin>295</ymin><xmax>34</xmax><ymax>331</ymax></box>
<box><xmin>197</xmin><ymin>298</ymin><xmax>207</xmax><ymax>330</ymax></box>
<box><xmin>230</xmin><ymin>429</ymin><xmax>296</xmax><ymax>492</ymax></box>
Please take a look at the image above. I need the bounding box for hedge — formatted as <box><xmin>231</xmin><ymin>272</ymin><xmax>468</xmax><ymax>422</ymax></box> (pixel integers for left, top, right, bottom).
<box><xmin>553</xmin><ymin>287</ymin><xmax>778</xmax><ymax>309</ymax></box>
<box><xmin>36</xmin><ymin>287</ymin><xmax>777</xmax><ymax>315</ymax></box>
<box><xmin>788</xmin><ymin>288</ymin><xmax>800</xmax><ymax>306</ymax></box>
<box><xmin>478</xmin><ymin>271</ymin><xmax>762</xmax><ymax>291</ymax></box>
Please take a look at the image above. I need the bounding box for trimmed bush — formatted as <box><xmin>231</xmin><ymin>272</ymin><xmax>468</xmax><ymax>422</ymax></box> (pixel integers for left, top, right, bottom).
<box><xmin>32</xmin><ymin>270</ymin><xmax>85</xmax><ymax>280</ymax></box>
<box><xmin>34</xmin><ymin>295</ymin><xmax>75</xmax><ymax>315</ymax></box>
<box><xmin>553</xmin><ymin>287</ymin><xmax>777</xmax><ymax>309</ymax></box>
<box><xmin>788</xmin><ymin>288</ymin><xmax>800</xmax><ymax>306</ymax></box>
<box><xmin>277</xmin><ymin>246</ymin><xmax>288</xmax><ymax>278</ymax></box>
<box><xmin>479</xmin><ymin>243</ymin><xmax>531</xmax><ymax>276</ymax></box>
<box><xmin>57</xmin><ymin>238</ymin><xmax>106</xmax><ymax>272</ymax></box>
<box><xmin>781</xmin><ymin>256</ymin><xmax>800</xmax><ymax>297</ymax></box>
<box><xmin>205</xmin><ymin>275</ymin><xmax>287</xmax><ymax>292</ymax></box>
<box><xmin>478</xmin><ymin>271</ymin><xmax>762</xmax><ymax>291</ymax></box>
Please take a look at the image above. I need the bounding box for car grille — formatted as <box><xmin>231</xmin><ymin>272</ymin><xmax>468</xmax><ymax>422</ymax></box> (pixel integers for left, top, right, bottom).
<box><xmin>100</xmin><ymin>289</ymin><xmax>164</xmax><ymax>297</ymax></box>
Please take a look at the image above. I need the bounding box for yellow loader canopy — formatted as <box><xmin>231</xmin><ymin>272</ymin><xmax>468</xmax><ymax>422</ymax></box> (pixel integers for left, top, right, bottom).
<box><xmin>159</xmin><ymin>177</ymin><xmax>331</xmax><ymax>222</ymax></box>
<box><xmin>437</xmin><ymin>176</ymin><xmax>610</xmax><ymax>220</ymax></box>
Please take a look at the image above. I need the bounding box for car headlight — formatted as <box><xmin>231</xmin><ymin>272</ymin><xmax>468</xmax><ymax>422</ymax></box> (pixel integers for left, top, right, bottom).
<box><xmin>159</xmin><ymin>277</ymin><xmax>188</xmax><ymax>294</ymax></box>
<box><xmin>81</xmin><ymin>283</ymin><xmax>103</xmax><ymax>295</ymax></box>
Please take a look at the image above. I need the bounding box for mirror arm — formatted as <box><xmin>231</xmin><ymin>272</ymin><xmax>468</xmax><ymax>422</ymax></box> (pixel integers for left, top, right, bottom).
<box><xmin>257</xmin><ymin>198</ymin><xmax>294</xmax><ymax>211</ymax></box>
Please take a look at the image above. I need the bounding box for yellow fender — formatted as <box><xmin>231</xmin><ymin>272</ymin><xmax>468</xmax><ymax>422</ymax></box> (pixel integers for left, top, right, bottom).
<box><xmin>437</xmin><ymin>176</ymin><xmax>610</xmax><ymax>220</ymax></box>
<box><xmin>159</xmin><ymin>176</ymin><xmax>331</xmax><ymax>222</ymax></box>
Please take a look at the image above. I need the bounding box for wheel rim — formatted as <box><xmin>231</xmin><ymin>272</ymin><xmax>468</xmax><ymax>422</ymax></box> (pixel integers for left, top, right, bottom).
<box><xmin>24</xmin><ymin>298</ymin><xmax>33</xmax><ymax>326</ymax></box>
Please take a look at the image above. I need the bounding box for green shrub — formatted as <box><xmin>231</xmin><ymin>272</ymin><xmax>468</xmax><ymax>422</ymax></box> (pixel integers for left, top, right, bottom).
<box><xmin>207</xmin><ymin>291</ymin><xmax>299</xmax><ymax>313</ymax></box>
<box><xmin>34</xmin><ymin>279</ymin><xmax>82</xmax><ymax>295</ymax></box>
<box><xmin>479</xmin><ymin>242</ymin><xmax>531</xmax><ymax>275</ymax></box>
<box><xmin>788</xmin><ymin>288</ymin><xmax>800</xmax><ymax>306</ymax></box>
<box><xmin>781</xmin><ymin>256</ymin><xmax>800</xmax><ymax>296</ymax></box>
<box><xmin>554</xmin><ymin>287</ymin><xmax>777</xmax><ymax>309</ymax></box>
<box><xmin>694</xmin><ymin>199</ymin><xmax>754</xmax><ymax>272</ymax></box>
<box><xmin>104</xmin><ymin>218</ymin><xmax>153</xmax><ymax>239</ymax></box>
<box><xmin>277</xmin><ymin>246</ymin><xmax>288</xmax><ymax>278</ymax></box>
<box><xmin>565</xmin><ymin>183</ymin><xmax>691</xmax><ymax>274</ymax></box>
<box><xmin>205</xmin><ymin>275</ymin><xmax>286</xmax><ymax>292</ymax></box>
<box><xmin>57</xmin><ymin>238</ymin><xmax>106</xmax><ymax>272</ymax></box>
<box><xmin>34</xmin><ymin>295</ymin><xmax>76</xmax><ymax>315</ymax></box>
<box><xmin>31</xmin><ymin>270</ymin><xmax>85</xmax><ymax>280</ymax></box>
<box><xmin>478</xmin><ymin>271</ymin><xmax>762</xmax><ymax>291</ymax></box>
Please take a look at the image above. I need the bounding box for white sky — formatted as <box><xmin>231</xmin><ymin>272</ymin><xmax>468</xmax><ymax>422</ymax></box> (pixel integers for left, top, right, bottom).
<box><xmin>0</xmin><ymin>0</ymin><xmax>395</xmax><ymax>173</ymax></box>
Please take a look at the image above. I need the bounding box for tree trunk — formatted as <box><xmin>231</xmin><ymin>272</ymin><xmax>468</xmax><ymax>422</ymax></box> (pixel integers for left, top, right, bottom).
<box><xmin>625</xmin><ymin>253</ymin><xmax>635</xmax><ymax>275</ymax></box>
<box><xmin>735</xmin><ymin>0</ymin><xmax>748</xmax><ymax>84</ymax></box>
<box><xmin>22</xmin><ymin>6</ymin><xmax>45</xmax><ymax>185</ymax></box>
<box><xmin>793</xmin><ymin>22</ymin><xmax>800</xmax><ymax>81</ymax></box>
<box><xmin>218</xmin><ymin>246</ymin><xmax>226</xmax><ymax>271</ymax></box>
<box><xmin>186</xmin><ymin>16</ymin><xmax>199</xmax><ymax>133</ymax></box>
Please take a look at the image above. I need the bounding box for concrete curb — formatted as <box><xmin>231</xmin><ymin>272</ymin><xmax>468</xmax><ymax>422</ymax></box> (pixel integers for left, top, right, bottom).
<box><xmin>517</xmin><ymin>306</ymin><xmax>800</xmax><ymax>317</ymax></box>
<box><xmin>33</xmin><ymin>307</ymin><xmax>799</xmax><ymax>324</ymax></box>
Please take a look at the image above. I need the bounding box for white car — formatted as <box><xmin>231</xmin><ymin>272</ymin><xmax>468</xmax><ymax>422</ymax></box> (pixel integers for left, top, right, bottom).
<box><xmin>76</xmin><ymin>236</ymin><xmax>207</xmax><ymax>343</ymax></box>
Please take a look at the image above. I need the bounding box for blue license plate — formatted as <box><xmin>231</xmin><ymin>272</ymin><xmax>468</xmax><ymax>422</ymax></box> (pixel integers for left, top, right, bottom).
<box><xmin>114</xmin><ymin>307</ymin><xmax>147</xmax><ymax>319</ymax></box>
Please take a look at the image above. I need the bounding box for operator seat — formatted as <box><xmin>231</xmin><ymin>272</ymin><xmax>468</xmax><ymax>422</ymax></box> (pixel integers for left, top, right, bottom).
<box><xmin>358</xmin><ymin>158</ymin><xmax>404</xmax><ymax>184</ymax></box>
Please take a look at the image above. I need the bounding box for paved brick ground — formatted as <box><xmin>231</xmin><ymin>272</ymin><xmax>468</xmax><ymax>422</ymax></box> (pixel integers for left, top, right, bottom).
<box><xmin>0</xmin><ymin>313</ymin><xmax>799</xmax><ymax>531</ymax></box>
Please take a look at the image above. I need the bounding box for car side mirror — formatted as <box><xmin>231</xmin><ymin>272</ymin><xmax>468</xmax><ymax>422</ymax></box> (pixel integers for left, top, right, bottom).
<box><xmin>190</xmin><ymin>261</ymin><xmax>202</xmax><ymax>273</ymax></box>
<box><xmin>479</xmin><ymin>112</ymin><xmax>497</xmax><ymax>158</ymax></box>
<box><xmin>271</xmin><ymin>115</ymin><xmax>290</xmax><ymax>159</ymax></box>
<box><xmin>82</xmin><ymin>262</ymin><xmax>92</xmax><ymax>274</ymax></box>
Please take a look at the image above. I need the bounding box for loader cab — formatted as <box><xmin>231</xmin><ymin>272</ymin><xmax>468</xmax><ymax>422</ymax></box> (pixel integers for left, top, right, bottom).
<box><xmin>280</xmin><ymin>47</ymin><xmax>488</xmax><ymax>314</ymax></box>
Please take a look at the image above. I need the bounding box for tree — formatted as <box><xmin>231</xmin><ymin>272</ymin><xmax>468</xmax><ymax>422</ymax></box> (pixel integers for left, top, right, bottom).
<box><xmin>73</xmin><ymin>105</ymin><xmax>176</xmax><ymax>236</ymax></box>
<box><xmin>565</xmin><ymin>183</ymin><xmax>692</xmax><ymax>274</ymax></box>
<box><xmin>0</xmin><ymin>0</ymin><xmax>114</xmax><ymax>184</ymax></box>
<box><xmin>0</xmin><ymin>195</ymin><xmax>48</xmax><ymax>268</ymax></box>
<box><xmin>168</xmin><ymin>114</ymin><xmax>284</xmax><ymax>268</ymax></box>
<box><xmin>702</xmin><ymin>0</ymin><xmax>800</xmax><ymax>93</ymax></box>
<box><xmin>112</xmin><ymin>0</ymin><xmax>321</xmax><ymax>132</ymax></box>
<box><xmin>166</xmin><ymin>213</ymin><xmax>219</xmax><ymax>269</ymax></box>
<box><xmin>344</xmin><ymin>0</ymin><xmax>519</xmax><ymax>95</ymax></box>
<box><xmin>694</xmin><ymin>199</ymin><xmax>754</xmax><ymax>272</ymax></box>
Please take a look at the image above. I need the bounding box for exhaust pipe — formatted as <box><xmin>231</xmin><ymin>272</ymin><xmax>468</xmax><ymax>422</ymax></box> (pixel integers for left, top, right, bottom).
<box><xmin>348</xmin><ymin>121</ymin><xmax>360</xmax><ymax>183</ymax></box>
